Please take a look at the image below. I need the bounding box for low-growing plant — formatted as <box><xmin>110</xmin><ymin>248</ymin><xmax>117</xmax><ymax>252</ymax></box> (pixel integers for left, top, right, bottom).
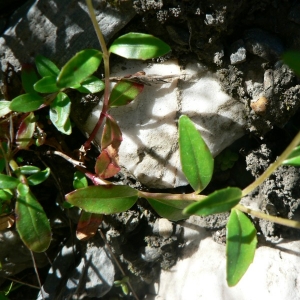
<box><xmin>1</xmin><ymin>0</ymin><xmax>300</xmax><ymax>295</ymax></box>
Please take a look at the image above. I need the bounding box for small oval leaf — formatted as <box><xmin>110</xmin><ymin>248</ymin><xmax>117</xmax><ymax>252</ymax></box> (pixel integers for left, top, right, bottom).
<box><xmin>57</xmin><ymin>49</ymin><xmax>103</xmax><ymax>88</ymax></box>
<box><xmin>109</xmin><ymin>33</ymin><xmax>171</xmax><ymax>60</ymax></box>
<box><xmin>66</xmin><ymin>185</ymin><xmax>138</xmax><ymax>214</ymax></box>
<box><xmin>183</xmin><ymin>187</ymin><xmax>242</xmax><ymax>216</ymax></box>
<box><xmin>16</xmin><ymin>191</ymin><xmax>51</xmax><ymax>252</ymax></box>
<box><xmin>27</xmin><ymin>168</ymin><xmax>50</xmax><ymax>186</ymax></box>
<box><xmin>179</xmin><ymin>115</ymin><xmax>214</xmax><ymax>193</ymax></box>
<box><xmin>49</xmin><ymin>92</ymin><xmax>71</xmax><ymax>128</ymax></box>
<box><xmin>75</xmin><ymin>75</ymin><xmax>105</xmax><ymax>93</ymax></box>
<box><xmin>17</xmin><ymin>165</ymin><xmax>41</xmax><ymax>175</ymax></box>
<box><xmin>108</xmin><ymin>80</ymin><xmax>144</xmax><ymax>108</ymax></box>
<box><xmin>0</xmin><ymin>174</ymin><xmax>20</xmax><ymax>189</ymax></box>
<box><xmin>226</xmin><ymin>209</ymin><xmax>257</xmax><ymax>286</ymax></box>
<box><xmin>34</xmin><ymin>76</ymin><xmax>60</xmax><ymax>93</ymax></box>
<box><xmin>10</xmin><ymin>93</ymin><xmax>44</xmax><ymax>113</ymax></box>
<box><xmin>73</xmin><ymin>171</ymin><xmax>88</xmax><ymax>189</ymax></box>
<box><xmin>35</xmin><ymin>55</ymin><xmax>60</xmax><ymax>77</ymax></box>
<box><xmin>146</xmin><ymin>198</ymin><xmax>191</xmax><ymax>221</ymax></box>
<box><xmin>16</xmin><ymin>112</ymin><xmax>36</xmax><ymax>149</ymax></box>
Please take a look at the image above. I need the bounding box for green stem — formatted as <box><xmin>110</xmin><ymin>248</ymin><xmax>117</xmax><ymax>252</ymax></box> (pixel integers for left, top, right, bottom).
<box><xmin>138</xmin><ymin>191</ymin><xmax>206</xmax><ymax>201</ymax></box>
<box><xmin>236</xmin><ymin>203</ymin><xmax>300</xmax><ymax>229</ymax></box>
<box><xmin>242</xmin><ymin>130</ymin><xmax>300</xmax><ymax>197</ymax></box>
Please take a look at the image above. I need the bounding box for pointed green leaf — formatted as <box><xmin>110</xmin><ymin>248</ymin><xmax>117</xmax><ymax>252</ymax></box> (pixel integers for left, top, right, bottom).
<box><xmin>0</xmin><ymin>174</ymin><xmax>20</xmax><ymax>189</ymax></box>
<box><xmin>73</xmin><ymin>171</ymin><xmax>88</xmax><ymax>189</ymax></box>
<box><xmin>16</xmin><ymin>112</ymin><xmax>36</xmax><ymax>149</ymax></box>
<box><xmin>179</xmin><ymin>115</ymin><xmax>214</xmax><ymax>193</ymax></box>
<box><xmin>15</xmin><ymin>191</ymin><xmax>51</xmax><ymax>252</ymax></box>
<box><xmin>34</xmin><ymin>76</ymin><xmax>60</xmax><ymax>93</ymax></box>
<box><xmin>21</xmin><ymin>64</ymin><xmax>39</xmax><ymax>94</ymax></box>
<box><xmin>17</xmin><ymin>182</ymin><xmax>30</xmax><ymax>197</ymax></box>
<box><xmin>27</xmin><ymin>168</ymin><xmax>50</xmax><ymax>186</ymax></box>
<box><xmin>35</xmin><ymin>55</ymin><xmax>60</xmax><ymax>77</ymax></box>
<box><xmin>101</xmin><ymin>116</ymin><xmax>122</xmax><ymax>149</ymax></box>
<box><xmin>57</xmin><ymin>49</ymin><xmax>103</xmax><ymax>88</ymax></box>
<box><xmin>146</xmin><ymin>198</ymin><xmax>191</xmax><ymax>221</ymax></box>
<box><xmin>0</xmin><ymin>189</ymin><xmax>13</xmax><ymax>201</ymax></box>
<box><xmin>109</xmin><ymin>33</ymin><xmax>171</xmax><ymax>60</ymax></box>
<box><xmin>75</xmin><ymin>75</ymin><xmax>105</xmax><ymax>93</ymax></box>
<box><xmin>0</xmin><ymin>101</ymin><xmax>12</xmax><ymax>117</ymax></box>
<box><xmin>282</xmin><ymin>51</ymin><xmax>300</xmax><ymax>76</ymax></box>
<box><xmin>10</xmin><ymin>93</ymin><xmax>44</xmax><ymax>112</ymax></box>
<box><xmin>226</xmin><ymin>209</ymin><xmax>257</xmax><ymax>286</ymax></box>
<box><xmin>108</xmin><ymin>80</ymin><xmax>144</xmax><ymax>108</ymax></box>
<box><xmin>49</xmin><ymin>92</ymin><xmax>71</xmax><ymax>128</ymax></box>
<box><xmin>183</xmin><ymin>187</ymin><xmax>242</xmax><ymax>216</ymax></box>
<box><xmin>282</xmin><ymin>145</ymin><xmax>300</xmax><ymax>166</ymax></box>
<box><xmin>66</xmin><ymin>185</ymin><xmax>138</xmax><ymax>214</ymax></box>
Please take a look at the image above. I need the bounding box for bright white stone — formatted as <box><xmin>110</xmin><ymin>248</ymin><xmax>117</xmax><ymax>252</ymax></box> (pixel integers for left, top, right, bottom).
<box><xmin>85</xmin><ymin>60</ymin><xmax>246</xmax><ymax>188</ymax></box>
<box><xmin>155</xmin><ymin>216</ymin><xmax>300</xmax><ymax>300</ymax></box>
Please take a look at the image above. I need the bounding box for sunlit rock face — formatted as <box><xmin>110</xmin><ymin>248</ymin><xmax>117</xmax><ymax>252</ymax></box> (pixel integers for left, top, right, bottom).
<box><xmin>85</xmin><ymin>60</ymin><xmax>246</xmax><ymax>188</ymax></box>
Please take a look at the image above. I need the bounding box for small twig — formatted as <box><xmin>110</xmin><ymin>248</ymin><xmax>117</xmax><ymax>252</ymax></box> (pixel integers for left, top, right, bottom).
<box><xmin>45</xmin><ymin>150</ymin><xmax>86</xmax><ymax>168</ymax></box>
<box><xmin>98</xmin><ymin>229</ymin><xmax>140</xmax><ymax>300</ymax></box>
<box><xmin>30</xmin><ymin>250</ymin><xmax>45</xmax><ymax>300</ymax></box>
<box><xmin>2</xmin><ymin>276</ymin><xmax>40</xmax><ymax>290</ymax></box>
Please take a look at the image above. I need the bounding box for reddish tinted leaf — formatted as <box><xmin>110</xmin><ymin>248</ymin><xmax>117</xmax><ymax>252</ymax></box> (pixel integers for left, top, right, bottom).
<box><xmin>76</xmin><ymin>211</ymin><xmax>103</xmax><ymax>240</ymax></box>
<box><xmin>95</xmin><ymin>147</ymin><xmax>121</xmax><ymax>179</ymax></box>
<box><xmin>16</xmin><ymin>112</ymin><xmax>36</xmax><ymax>149</ymax></box>
<box><xmin>101</xmin><ymin>117</ymin><xmax>123</xmax><ymax>150</ymax></box>
<box><xmin>108</xmin><ymin>80</ymin><xmax>144</xmax><ymax>108</ymax></box>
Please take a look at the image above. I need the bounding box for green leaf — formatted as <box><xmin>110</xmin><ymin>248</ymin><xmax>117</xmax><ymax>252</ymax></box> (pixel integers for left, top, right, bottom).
<box><xmin>0</xmin><ymin>174</ymin><xmax>19</xmax><ymax>189</ymax></box>
<box><xmin>55</xmin><ymin>117</ymin><xmax>72</xmax><ymax>135</ymax></box>
<box><xmin>179</xmin><ymin>115</ymin><xmax>214</xmax><ymax>193</ymax></box>
<box><xmin>17</xmin><ymin>183</ymin><xmax>30</xmax><ymax>197</ymax></box>
<box><xmin>75</xmin><ymin>75</ymin><xmax>105</xmax><ymax>93</ymax></box>
<box><xmin>282</xmin><ymin>51</ymin><xmax>300</xmax><ymax>76</ymax></box>
<box><xmin>34</xmin><ymin>76</ymin><xmax>60</xmax><ymax>93</ymax></box>
<box><xmin>16</xmin><ymin>112</ymin><xmax>36</xmax><ymax>149</ymax></box>
<box><xmin>108</xmin><ymin>80</ymin><xmax>144</xmax><ymax>108</ymax></box>
<box><xmin>282</xmin><ymin>145</ymin><xmax>300</xmax><ymax>166</ymax></box>
<box><xmin>27</xmin><ymin>168</ymin><xmax>50</xmax><ymax>186</ymax></box>
<box><xmin>73</xmin><ymin>171</ymin><xmax>88</xmax><ymax>189</ymax></box>
<box><xmin>183</xmin><ymin>187</ymin><xmax>242</xmax><ymax>216</ymax></box>
<box><xmin>66</xmin><ymin>185</ymin><xmax>138</xmax><ymax>214</ymax></box>
<box><xmin>109</xmin><ymin>33</ymin><xmax>171</xmax><ymax>60</ymax></box>
<box><xmin>35</xmin><ymin>55</ymin><xmax>60</xmax><ymax>77</ymax></box>
<box><xmin>226</xmin><ymin>209</ymin><xmax>257</xmax><ymax>286</ymax></box>
<box><xmin>10</xmin><ymin>93</ymin><xmax>44</xmax><ymax>112</ymax></box>
<box><xmin>49</xmin><ymin>92</ymin><xmax>71</xmax><ymax>129</ymax></box>
<box><xmin>0</xmin><ymin>101</ymin><xmax>12</xmax><ymax>117</ymax></box>
<box><xmin>146</xmin><ymin>198</ymin><xmax>191</xmax><ymax>221</ymax></box>
<box><xmin>57</xmin><ymin>49</ymin><xmax>103</xmax><ymax>88</ymax></box>
<box><xmin>17</xmin><ymin>165</ymin><xmax>41</xmax><ymax>175</ymax></box>
<box><xmin>21</xmin><ymin>64</ymin><xmax>39</xmax><ymax>94</ymax></box>
<box><xmin>15</xmin><ymin>191</ymin><xmax>51</xmax><ymax>252</ymax></box>
<box><xmin>0</xmin><ymin>189</ymin><xmax>13</xmax><ymax>201</ymax></box>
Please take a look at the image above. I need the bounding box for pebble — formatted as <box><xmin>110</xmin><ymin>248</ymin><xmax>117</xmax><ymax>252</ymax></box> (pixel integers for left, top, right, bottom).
<box><xmin>230</xmin><ymin>39</ymin><xmax>246</xmax><ymax>65</ymax></box>
<box><xmin>158</xmin><ymin>218</ymin><xmax>173</xmax><ymax>239</ymax></box>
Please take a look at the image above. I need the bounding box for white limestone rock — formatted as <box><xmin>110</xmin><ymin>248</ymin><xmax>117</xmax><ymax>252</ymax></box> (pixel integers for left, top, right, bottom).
<box><xmin>85</xmin><ymin>60</ymin><xmax>246</xmax><ymax>188</ymax></box>
<box><xmin>155</xmin><ymin>215</ymin><xmax>300</xmax><ymax>300</ymax></box>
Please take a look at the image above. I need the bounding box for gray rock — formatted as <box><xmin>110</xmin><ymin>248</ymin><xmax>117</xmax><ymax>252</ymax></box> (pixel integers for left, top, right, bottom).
<box><xmin>0</xmin><ymin>0</ymin><xmax>136</xmax><ymax>71</ymax></box>
<box><xmin>158</xmin><ymin>218</ymin><xmax>173</xmax><ymax>239</ymax></box>
<box><xmin>230</xmin><ymin>39</ymin><xmax>246</xmax><ymax>65</ymax></box>
<box><xmin>244</xmin><ymin>28</ymin><xmax>284</xmax><ymax>62</ymax></box>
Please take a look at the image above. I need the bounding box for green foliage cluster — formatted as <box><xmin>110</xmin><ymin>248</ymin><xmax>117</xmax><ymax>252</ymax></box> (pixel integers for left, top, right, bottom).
<box><xmin>1</xmin><ymin>1</ymin><xmax>300</xmax><ymax>295</ymax></box>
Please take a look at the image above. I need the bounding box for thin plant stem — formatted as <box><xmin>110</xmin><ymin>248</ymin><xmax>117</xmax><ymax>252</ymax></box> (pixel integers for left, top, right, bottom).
<box><xmin>84</xmin><ymin>0</ymin><xmax>111</xmax><ymax>150</ymax></box>
<box><xmin>242</xmin><ymin>130</ymin><xmax>300</xmax><ymax>197</ymax></box>
<box><xmin>30</xmin><ymin>250</ymin><xmax>45</xmax><ymax>300</ymax></box>
<box><xmin>2</xmin><ymin>277</ymin><xmax>40</xmax><ymax>290</ymax></box>
<box><xmin>98</xmin><ymin>229</ymin><xmax>140</xmax><ymax>300</ymax></box>
<box><xmin>236</xmin><ymin>204</ymin><xmax>300</xmax><ymax>229</ymax></box>
<box><xmin>138</xmin><ymin>191</ymin><xmax>206</xmax><ymax>201</ymax></box>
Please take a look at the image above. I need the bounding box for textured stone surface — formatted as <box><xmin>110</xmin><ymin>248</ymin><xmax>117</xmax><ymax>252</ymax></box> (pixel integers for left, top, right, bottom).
<box><xmin>85</xmin><ymin>59</ymin><xmax>246</xmax><ymax>188</ymax></box>
<box><xmin>155</xmin><ymin>216</ymin><xmax>300</xmax><ymax>300</ymax></box>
